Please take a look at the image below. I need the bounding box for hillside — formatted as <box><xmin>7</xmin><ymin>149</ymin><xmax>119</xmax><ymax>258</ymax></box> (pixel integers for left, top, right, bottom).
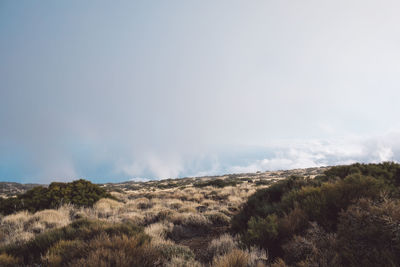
<box><xmin>0</xmin><ymin>182</ymin><xmax>43</xmax><ymax>198</ymax></box>
<box><xmin>0</xmin><ymin>163</ymin><xmax>398</xmax><ymax>266</ymax></box>
<box><xmin>100</xmin><ymin>166</ymin><xmax>327</xmax><ymax>193</ymax></box>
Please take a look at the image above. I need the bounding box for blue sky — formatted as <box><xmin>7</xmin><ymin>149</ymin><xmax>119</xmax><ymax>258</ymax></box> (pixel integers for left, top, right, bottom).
<box><xmin>1</xmin><ymin>1</ymin><xmax>400</xmax><ymax>183</ymax></box>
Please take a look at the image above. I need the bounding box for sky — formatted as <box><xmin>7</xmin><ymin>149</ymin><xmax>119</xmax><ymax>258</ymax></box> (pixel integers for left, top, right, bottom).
<box><xmin>1</xmin><ymin>1</ymin><xmax>400</xmax><ymax>183</ymax></box>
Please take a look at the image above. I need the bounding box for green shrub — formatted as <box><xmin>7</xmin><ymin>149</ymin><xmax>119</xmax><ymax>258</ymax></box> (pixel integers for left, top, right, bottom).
<box><xmin>323</xmin><ymin>162</ymin><xmax>400</xmax><ymax>193</ymax></box>
<box><xmin>245</xmin><ymin>214</ymin><xmax>279</xmax><ymax>252</ymax></box>
<box><xmin>0</xmin><ymin>179</ymin><xmax>113</xmax><ymax>215</ymax></box>
<box><xmin>194</xmin><ymin>179</ymin><xmax>241</xmax><ymax>188</ymax></box>
<box><xmin>278</xmin><ymin>206</ymin><xmax>308</xmax><ymax>239</ymax></box>
<box><xmin>337</xmin><ymin>198</ymin><xmax>400</xmax><ymax>267</ymax></box>
<box><xmin>281</xmin><ymin>174</ymin><xmax>385</xmax><ymax>230</ymax></box>
<box><xmin>231</xmin><ymin>175</ymin><xmax>309</xmax><ymax>233</ymax></box>
<box><xmin>44</xmin><ymin>239</ymin><xmax>86</xmax><ymax>266</ymax></box>
<box><xmin>232</xmin><ymin>162</ymin><xmax>400</xmax><ymax>261</ymax></box>
<box><xmin>282</xmin><ymin>223</ymin><xmax>339</xmax><ymax>266</ymax></box>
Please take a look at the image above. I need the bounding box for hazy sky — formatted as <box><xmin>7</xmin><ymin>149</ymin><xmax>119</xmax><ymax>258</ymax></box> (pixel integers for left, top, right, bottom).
<box><xmin>1</xmin><ymin>1</ymin><xmax>400</xmax><ymax>183</ymax></box>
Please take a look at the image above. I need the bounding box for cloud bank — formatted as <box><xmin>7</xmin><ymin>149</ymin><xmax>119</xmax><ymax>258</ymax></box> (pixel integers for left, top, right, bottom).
<box><xmin>1</xmin><ymin>1</ymin><xmax>400</xmax><ymax>182</ymax></box>
<box><xmin>123</xmin><ymin>132</ymin><xmax>400</xmax><ymax>181</ymax></box>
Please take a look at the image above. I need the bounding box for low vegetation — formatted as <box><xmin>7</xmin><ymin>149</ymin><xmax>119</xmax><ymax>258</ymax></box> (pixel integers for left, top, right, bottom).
<box><xmin>231</xmin><ymin>162</ymin><xmax>400</xmax><ymax>266</ymax></box>
<box><xmin>0</xmin><ymin>163</ymin><xmax>398</xmax><ymax>266</ymax></box>
<box><xmin>0</xmin><ymin>179</ymin><xmax>112</xmax><ymax>215</ymax></box>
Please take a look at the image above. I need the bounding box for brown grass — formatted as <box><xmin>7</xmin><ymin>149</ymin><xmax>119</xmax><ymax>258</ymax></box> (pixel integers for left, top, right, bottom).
<box><xmin>0</xmin><ymin>168</ymin><xmax>309</xmax><ymax>266</ymax></box>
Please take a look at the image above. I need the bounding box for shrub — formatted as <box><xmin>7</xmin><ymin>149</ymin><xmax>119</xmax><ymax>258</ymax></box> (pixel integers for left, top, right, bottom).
<box><xmin>232</xmin><ymin>163</ymin><xmax>400</xmax><ymax>261</ymax></box>
<box><xmin>43</xmin><ymin>239</ymin><xmax>85</xmax><ymax>266</ymax></box>
<box><xmin>323</xmin><ymin>162</ymin><xmax>400</xmax><ymax>194</ymax></box>
<box><xmin>282</xmin><ymin>223</ymin><xmax>339</xmax><ymax>266</ymax></box>
<box><xmin>212</xmin><ymin>249</ymin><xmax>249</xmax><ymax>267</ymax></box>
<box><xmin>0</xmin><ymin>179</ymin><xmax>113</xmax><ymax>215</ymax></box>
<box><xmin>66</xmin><ymin>233</ymin><xmax>161</xmax><ymax>267</ymax></box>
<box><xmin>194</xmin><ymin>179</ymin><xmax>241</xmax><ymax>188</ymax></box>
<box><xmin>205</xmin><ymin>211</ymin><xmax>230</xmax><ymax>226</ymax></box>
<box><xmin>156</xmin><ymin>243</ymin><xmax>194</xmax><ymax>262</ymax></box>
<box><xmin>207</xmin><ymin>234</ymin><xmax>238</xmax><ymax>261</ymax></box>
<box><xmin>1</xmin><ymin>218</ymin><xmax>146</xmax><ymax>265</ymax></box>
<box><xmin>0</xmin><ymin>253</ymin><xmax>20</xmax><ymax>267</ymax></box>
<box><xmin>337</xmin><ymin>198</ymin><xmax>400</xmax><ymax>267</ymax></box>
<box><xmin>231</xmin><ymin>175</ymin><xmax>308</xmax><ymax>233</ymax></box>
<box><xmin>245</xmin><ymin>214</ymin><xmax>279</xmax><ymax>254</ymax></box>
<box><xmin>278</xmin><ymin>206</ymin><xmax>308</xmax><ymax>239</ymax></box>
<box><xmin>144</xmin><ymin>222</ymin><xmax>173</xmax><ymax>245</ymax></box>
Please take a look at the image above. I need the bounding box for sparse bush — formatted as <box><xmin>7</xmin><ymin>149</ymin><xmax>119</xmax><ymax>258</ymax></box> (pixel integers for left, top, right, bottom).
<box><xmin>171</xmin><ymin>213</ymin><xmax>211</xmax><ymax>228</ymax></box>
<box><xmin>0</xmin><ymin>205</ymin><xmax>73</xmax><ymax>246</ymax></box>
<box><xmin>144</xmin><ymin>222</ymin><xmax>173</xmax><ymax>245</ymax></box>
<box><xmin>156</xmin><ymin>243</ymin><xmax>194</xmax><ymax>262</ymax></box>
<box><xmin>207</xmin><ymin>234</ymin><xmax>238</xmax><ymax>261</ymax></box>
<box><xmin>1</xmin><ymin>218</ymin><xmax>146</xmax><ymax>265</ymax></box>
<box><xmin>43</xmin><ymin>239</ymin><xmax>85</xmax><ymax>266</ymax></box>
<box><xmin>282</xmin><ymin>223</ymin><xmax>338</xmax><ymax>266</ymax></box>
<box><xmin>67</xmin><ymin>233</ymin><xmax>161</xmax><ymax>267</ymax></box>
<box><xmin>94</xmin><ymin>198</ymin><xmax>123</xmax><ymax>218</ymax></box>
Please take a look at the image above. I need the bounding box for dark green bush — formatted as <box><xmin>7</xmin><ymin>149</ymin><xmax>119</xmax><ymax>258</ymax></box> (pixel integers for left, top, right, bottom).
<box><xmin>245</xmin><ymin>214</ymin><xmax>279</xmax><ymax>253</ymax></box>
<box><xmin>337</xmin><ymin>198</ymin><xmax>400</xmax><ymax>267</ymax></box>
<box><xmin>232</xmin><ymin>162</ymin><xmax>400</xmax><ymax>262</ymax></box>
<box><xmin>194</xmin><ymin>178</ymin><xmax>242</xmax><ymax>188</ymax></box>
<box><xmin>0</xmin><ymin>179</ymin><xmax>112</xmax><ymax>215</ymax></box>
<box><xmin>324</xmin><ymin>162</ymin><xmax>400</xmax><ymax>191</ymax></box>
<box><xmin>231</xmin><ymin>175</ymin><xmax>309</xmax><ymax>233</ymax></box>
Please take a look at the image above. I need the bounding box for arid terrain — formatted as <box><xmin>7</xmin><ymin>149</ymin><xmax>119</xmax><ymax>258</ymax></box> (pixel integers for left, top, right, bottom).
<box><xmin>1</xmin><ymin>163</ymin><xmax>399</xmax><ymax>267</ymax></box>
<box><xmin>0</xmin><ymin>167</ymin><xmax>327</xmax><ymax>266</ymax></box>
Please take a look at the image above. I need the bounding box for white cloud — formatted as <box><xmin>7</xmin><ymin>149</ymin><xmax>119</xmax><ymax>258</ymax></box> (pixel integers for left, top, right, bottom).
<box><xmin>226</xmin><ymin>133</ymin><xmax>400</xmax><ymax>174</ymax></box>
<box><xmin>129</xmin><ymin>177</ymin><xmax>151</xmax><ymax>182</ymax></box>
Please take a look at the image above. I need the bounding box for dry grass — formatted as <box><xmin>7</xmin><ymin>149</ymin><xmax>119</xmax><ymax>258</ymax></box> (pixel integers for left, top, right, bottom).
<box><xmin>211</xmin><ymin>248</ymin><xmax>268</xmax><ymax>267</ymax></box>
<box><xmin>212</xmin><ymin>249</ymin><xmax>249</xmax><ymax>267</ymax></box>
<box><xmin>144</xmin><ymin>222</ymin><xmax>174</xmax><ymax>245</ymax></box>
<box><xmin>0</xmin><ymin>168</ymin><xmax>324</xmax><ymax>266</ymax></box>
<box><xmin>0</xmin><ymin>180</ymin><xmax>265</xmax><ymax>262</ymax></box>
<box><xmin>207</xmin><ymin>234</ymin><xmax>238</xmax><ymax>260</ymax></box>
<box><xmin>0</xmin><ymin>205</ymin><xmax>73</xmax><ymax>246</ymax></box>
<box><xmin>166</xmin><ymin>256</ymin><xmax>203</xmax><ymax>267</ymax></box>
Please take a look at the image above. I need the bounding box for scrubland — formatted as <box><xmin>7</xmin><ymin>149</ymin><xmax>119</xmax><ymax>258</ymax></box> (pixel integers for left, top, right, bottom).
<box><xmin>0</xmin><ymin>172</ymin><xmax>280</xmax><ymax>266</ymax></box>
<box><xmin>0</xmin><ymin>164</ymin><xmax>399</xmax><ymax>266</ymax></box>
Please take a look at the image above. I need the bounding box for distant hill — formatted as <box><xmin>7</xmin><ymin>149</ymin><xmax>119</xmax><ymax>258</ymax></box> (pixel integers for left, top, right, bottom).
<box><xmin>100</xmin><ymin>166</ymin><xmax>328</xmax><ymax>192</ymax></box>
<box><xmin>0</xmin><ymin>167</ymin><xmax>329</xmax><ymax>197</ymax></box>
<box><xmin>0</xmin><ymin>182</ymin><xmax>43</xmax><ymax>198</ymax></box>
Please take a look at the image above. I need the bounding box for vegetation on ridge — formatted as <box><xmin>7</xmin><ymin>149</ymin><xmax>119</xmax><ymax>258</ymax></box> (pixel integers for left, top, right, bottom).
<box><xmin>0</xmin><ymin>163</ymin><xmax>399</xmax><ymax>266</ymax></box>
<box><xmin>0</xmin><ymin>179</ymin><xmax>112</xmax><ymax>215</ymax></box>
<box><xmin>231</xmin><ymin>162</ymin><xmax>400</xmax><ymax>266</ymax></box>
